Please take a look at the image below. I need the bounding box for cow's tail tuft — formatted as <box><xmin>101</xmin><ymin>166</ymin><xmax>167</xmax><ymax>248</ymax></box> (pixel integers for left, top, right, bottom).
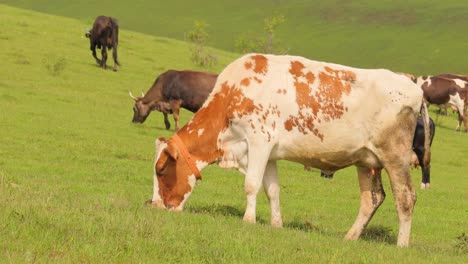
<box><xmin>420</xmin><ymin>100</ymin><xmax>431</xmax><ymax>168</ymax></box>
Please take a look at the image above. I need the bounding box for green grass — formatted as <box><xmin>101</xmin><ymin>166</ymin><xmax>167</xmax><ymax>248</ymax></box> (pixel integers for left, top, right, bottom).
<box><xmin>0</xmin><ymin>4</ymin><xmax>467</xmax><ymax>263</ymax></box>
<box><xmin>1</xmin><ymin>0</ymin><xmax>468</xmax><ymax>75</ymax></box>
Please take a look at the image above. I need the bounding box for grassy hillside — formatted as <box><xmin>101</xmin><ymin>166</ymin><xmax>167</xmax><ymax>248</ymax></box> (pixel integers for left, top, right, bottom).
<box><xmin>0</xmin><ymin>4</ymin><xmax>467</xmax><ymax>263</ymax></box>
<box><xmin>1</xmin><ymin>0</ymin><xmax>468</xmax><ymax>75</ymax></box>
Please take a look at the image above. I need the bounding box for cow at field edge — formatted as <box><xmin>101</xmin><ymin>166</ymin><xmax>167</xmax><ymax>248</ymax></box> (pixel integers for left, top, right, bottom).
<box><xmin>129</xmin><ymin>70</ymin><xmax>218</xmax><ymax>131</ymax></box>
<box><xmin>413</xmin><ymin>75</ymin><xmax>467</xmax><ymax>132</ymax></box>
<box><xmin>148</xmin><ymin>54</ymin><xmax>430</xmax><ymax>247</ymax></box>
<box><xmin>317</xmin><ymin>116</ymin><xmax>436</xmax><ymax>189</ymax></box>
<box><xmin>85</xmin><ymin>16</ymin><xmax>120</xmax><ymax>71</ymax></box>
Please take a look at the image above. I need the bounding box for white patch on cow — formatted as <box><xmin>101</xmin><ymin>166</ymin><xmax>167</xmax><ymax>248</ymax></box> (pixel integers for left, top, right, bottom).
<box><xmin>452</xmin><ymin>79</ymin><xmax>466</xmax><ymax>88</ymax></box>
<box><xmin>152</xmin><ymin>139</ymin><xmax>167</xmax><ymax>207</ymax></box>
<box><xmin>195</xmin><ymin>160</ymin><xmax>208</xmax><ymax>171</ymax></box>
<box><xmin>173</xmin><ymin>174</ymin><xmax>197</xmax><ymax>211</ymax></box>
<box><xmin>448</xmin><ymin>93</ymin><xmax>465</xmax><ymax>113</ymax></box>
<box><xmin>198</xmin><ymin>128</ymin><xmax>205</xmax><ymax>137</ymax></box>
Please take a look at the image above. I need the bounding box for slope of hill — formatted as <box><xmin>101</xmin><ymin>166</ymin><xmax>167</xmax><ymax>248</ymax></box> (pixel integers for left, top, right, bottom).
<box><xmin>1</xmin><ymin>4</ymin><xmax>467</xmax><ymax>263</ymax></box>
<box><xmin>1</xmin><ymin>0</ymin><xmax>467</xmax><ymax>74</ymax></box>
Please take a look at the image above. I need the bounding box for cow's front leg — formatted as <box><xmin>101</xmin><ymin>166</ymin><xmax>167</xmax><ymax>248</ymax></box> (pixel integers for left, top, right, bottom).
<box><xmin>263</xmin><ymin>160</ymin><xmax>282</xmax><ymax>227</ymax></box>
<box><xmin>101</xmin><ymin>46</ymin><xmax>108</xmax><ymax>69</ymax></box>
<box><xmin>91</xmin><ymin>45</ymin><xmax>101</xmax><ymax>65</ymax></box>
<box><xmin>163</xmin><ymin>112</ymin><xmax>171</xmax><ymax>130</ymax></box>
<box><xmin>169</xmin><ymin>99</ymin><xmax>182</xmax><ymax>131</ymax></box>
<box><xmin>243</xmin><ymin>145</ymin><xmax>271</xmax><ymax>224</ymax></box>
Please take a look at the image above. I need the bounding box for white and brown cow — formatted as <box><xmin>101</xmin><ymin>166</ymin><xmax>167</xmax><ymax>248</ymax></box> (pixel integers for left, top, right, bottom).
<box><xmin>413</xmin><ymin>75</ymin><xmax>468</xmax><ymax>132</ymax></box>
<box><xmin>149</xmin><ymin>54</ymin><xmax>429</xmax><ymax>247</ymax></box>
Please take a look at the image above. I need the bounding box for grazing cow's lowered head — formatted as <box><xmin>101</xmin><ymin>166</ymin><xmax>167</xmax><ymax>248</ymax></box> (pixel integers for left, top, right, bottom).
<box><xmin>151</xmin><ymin>136</ymin><xmax>203</xmax><ymax>211</ymax></box>
<box><xmin>129</xmin><ymin>91</ymin><xmax>172</xmax><ymax>124</ymax></box>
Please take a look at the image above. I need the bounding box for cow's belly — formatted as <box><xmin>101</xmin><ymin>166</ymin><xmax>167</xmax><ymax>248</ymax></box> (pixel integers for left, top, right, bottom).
<box><xmin>270</xmin><ymin>125</ymin><xmax>381</xmax><ymax>171</ymax></box>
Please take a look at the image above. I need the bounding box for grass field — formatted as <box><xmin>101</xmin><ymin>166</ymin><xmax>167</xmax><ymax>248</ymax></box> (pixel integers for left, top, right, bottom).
<box><xmin>2</xmin><ymin>0</ymin><xmax>468</xmax><ymax>75</ymax></box>
<box><xmin>0</xmin><ymin>3</ymin><xmax>467</xmax><ymax>263</ymax></box>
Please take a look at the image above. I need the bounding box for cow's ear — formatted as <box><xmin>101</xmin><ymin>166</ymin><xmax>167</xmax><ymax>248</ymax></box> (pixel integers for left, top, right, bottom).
<box><xmin>156</xmin><ymin>137</ymin><xmax>167</xmax><ymax>147</ymax></box>
<box><xmin>165</xmin><ymin>142</ymin><xmax>179</xmax><ymax>160</ymax></box>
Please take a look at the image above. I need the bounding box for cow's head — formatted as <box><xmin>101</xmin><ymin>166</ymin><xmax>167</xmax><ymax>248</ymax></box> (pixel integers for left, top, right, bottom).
<box><xmin>152</xmin><ymin>137</ymin><xmax>200</xmax><ymax>211</ymax></box>
<box><xmin>85</xmin><ymin>28</ymin><xmax>92</xmax><ymax>38</ymax></box>
<box><xmin>129</xmin><ymin>91</ymin><xmax>151</xmax><ymax>123</ymax></box>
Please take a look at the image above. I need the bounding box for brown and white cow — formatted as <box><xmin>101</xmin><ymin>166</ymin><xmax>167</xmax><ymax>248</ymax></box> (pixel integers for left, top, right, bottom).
<box><xmin>129</xmin><ymin>70</ymin><xmax>218</xmax><ymax>131</ymax></box>
<box><xmin>85</xmin><ymin>16</ymin><xmax>120</xmax><ymax>71</ymax></box>
<box><xmin>413</xmin><ymin>75</ymin><xmax>468</xmax><ymax>132</ymax></box>
<box><xmin>149</xmin><ymin>54</ymin><xmax>429</xmax><ymax>247</ymax></box>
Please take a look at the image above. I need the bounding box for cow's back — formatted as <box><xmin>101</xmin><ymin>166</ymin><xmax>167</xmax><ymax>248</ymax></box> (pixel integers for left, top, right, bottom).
<box><xmin>203</xmin><ymin>54</ymin><xmax>423</xmax><ymax>170</ymax></box>
<box><xmin>161</xmin><ymin>70</ymin><xmax>217</xmax><ymax>111</ymax></box>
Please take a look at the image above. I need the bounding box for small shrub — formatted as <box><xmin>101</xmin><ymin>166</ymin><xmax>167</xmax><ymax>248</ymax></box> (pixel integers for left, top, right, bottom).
<box><xmin>186</xmin><ymin>20</ymin><xmax>218</xmax><ymax>67</ymax></box>
<box><xmin>235</xmin><ymin>14</ymin><xmax>288</xmax><ymax>55</ymax></box>
<box><xmin>454</xmin><ymin>233</ymin><xmax>468</xmax><ymax>254</ymax></box>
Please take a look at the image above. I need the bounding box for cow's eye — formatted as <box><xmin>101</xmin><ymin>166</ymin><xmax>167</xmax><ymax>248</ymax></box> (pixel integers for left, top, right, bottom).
<box><xmin>133</xmin><ymin>106</ymin><xmax>137</xmax><ymax>112</ymax></box>
<box><xmin>156</xmin><ymin>164</ymin><xmax>167</xmax><ymax>175</ymax></box>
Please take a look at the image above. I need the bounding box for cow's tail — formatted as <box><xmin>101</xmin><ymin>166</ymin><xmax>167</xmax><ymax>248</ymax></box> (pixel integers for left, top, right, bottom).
<box><xmin>420</xmin><ymin>99</ymin><xmax>431</xmax><ymax>168</ymax></box>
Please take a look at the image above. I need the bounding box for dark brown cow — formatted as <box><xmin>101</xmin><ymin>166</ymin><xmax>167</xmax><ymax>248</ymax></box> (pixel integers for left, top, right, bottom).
<box><xmin>85</xmin><ymin>16</ymin><xmax>120</xmax><ymax>71</ymax></box>
<box><xmin>129</xmin><ymin>70</ymin><xmax>218</xmax><ymax>131</ymax></box>
<box><xmin>413</xmin><ymin>75</ymin><xmax>467</xmax><ymax>132</ymax></box>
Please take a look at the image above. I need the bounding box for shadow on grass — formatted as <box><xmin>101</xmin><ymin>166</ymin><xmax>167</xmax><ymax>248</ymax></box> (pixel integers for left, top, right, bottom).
<box><xmin>188</xmin><ymin>204</ymin><xmax>244</xmax><ymax>218</ymax></box>
<box><xmin>285</xmin><ymin>220</ymin><xmax>321</xmax><ymax>233</ymax></box>
<box><xmin>360</xmin><ymin>225</ymin><xmax>396</xmax><ymax>244</ymax></box>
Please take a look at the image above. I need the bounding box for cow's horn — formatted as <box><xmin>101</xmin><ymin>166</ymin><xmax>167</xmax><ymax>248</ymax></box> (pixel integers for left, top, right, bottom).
<box><xmin>141</xmin><ymin>91</ymin><xmax>145</xmax><ymax>97</ymax></box>
<box><xmin>128</xmin><ymin>91</ymin><xmax>138</xmax><ymax>100</ymax></box>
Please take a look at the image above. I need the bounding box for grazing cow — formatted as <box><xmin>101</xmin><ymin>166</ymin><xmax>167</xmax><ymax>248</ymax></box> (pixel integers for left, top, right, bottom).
<box><xmin>413</xmin><ymin>75</ymin><xmax>467</xmax><ymax>132</ymax></box>
<box><xmin>318</xmin><ymin>117</ymin><xmax>436</xmax><ymax>189</ymax></box>
<box><xmin>85</xmin><ymin>16</ymin><xmax>120</xmax><ymax>71</ymax></box>
<box><xmin>148</xmin><ymin>54</ymin><xmax>430</xmax><ymax>247</ymax></box>
<box><xmin>129</xmin><ymin>70</ymin><xmax>218</xmax><ymax>131</ymax></box>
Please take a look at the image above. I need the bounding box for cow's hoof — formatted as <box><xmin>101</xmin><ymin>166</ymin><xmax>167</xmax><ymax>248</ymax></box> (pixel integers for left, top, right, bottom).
<box><xmin>420</xmin><ymin>183</ymin><xmax>431</xmax><ymax>189</ymax></box>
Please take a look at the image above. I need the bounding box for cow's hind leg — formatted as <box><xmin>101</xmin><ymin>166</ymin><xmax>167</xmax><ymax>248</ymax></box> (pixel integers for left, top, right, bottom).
<box><xmin>263</xmin><ymin>160</ymin><xmax>282</xmax><ymax>227</ymax></box>
<box><xmin>345</xmin><ymin>167</ymin><xmax>385</xmax><ymax>241</ymax></box>
<box><xmin>378</xmin><ymin>108</ymin><xmax>417</xmax><ymax>247</ymax></box>
<box><xmin>112</xmin><ymin>44</ymin><xmax>119</xmax><ymax>71</ymax></box>
<box><xmin>384</xmin><ymin>162</ymin><xmax>416</xmax><ymax>247</ymax></box>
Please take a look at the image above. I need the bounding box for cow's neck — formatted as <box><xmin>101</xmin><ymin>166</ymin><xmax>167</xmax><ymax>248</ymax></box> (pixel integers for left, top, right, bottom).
<box><xmin>175</xmin><ymin>109</ymin><xmax>226</xmax><ymax>169</ymax></box>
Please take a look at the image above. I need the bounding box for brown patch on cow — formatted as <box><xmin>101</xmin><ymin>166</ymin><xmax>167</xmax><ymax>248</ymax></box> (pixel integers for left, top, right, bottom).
<box><xmin>244</xmin><ymin>61</ymin><xmax>253</xmax><ymax>70</ymax></box>
<box><xmin>241</xmin><ymin>77</ymin><xmax>251</xmax><ymax>87</ymax></box>
<box><xmin>284</xmin><ymin>119</ymin><xmax>294</xmax><ymax>131</ymax></box>
<box><xmin>253</xmin><ymin>77</ymin><xmax>263</xmax><ymax>84</ymax></box>
<box><xmin>250</xmin><ymin>55</ymin><xmax>268</xmax><ymax>75</ymax></box>
<box><xmin>289</xmin><ymin>61</ymin><xmax>306</xmax><ymax>78</ymax></box>
<box><xmin>284</xmin><ymin>62</ymin><xmax>355</xmax><ymax>140</ymax></box>
<box><xmin>276</xmin><ymin>89</ymin><xmax>287</xmax><ymax>94</ymax></box>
